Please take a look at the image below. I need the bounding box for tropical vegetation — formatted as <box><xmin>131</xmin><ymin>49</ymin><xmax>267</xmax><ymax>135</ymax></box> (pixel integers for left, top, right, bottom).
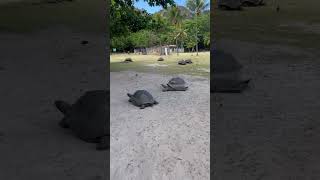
<box><xmin>111</xmin><ymin>0</ymin><xmax>210</xmax><ymax>55</ymax></box>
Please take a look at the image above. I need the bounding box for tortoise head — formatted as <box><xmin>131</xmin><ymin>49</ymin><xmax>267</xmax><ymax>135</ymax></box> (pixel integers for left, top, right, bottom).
<box><xmin>54</xmin><ymin>100</ymin><xmax>72</xmax><ymax>116</ymax></box>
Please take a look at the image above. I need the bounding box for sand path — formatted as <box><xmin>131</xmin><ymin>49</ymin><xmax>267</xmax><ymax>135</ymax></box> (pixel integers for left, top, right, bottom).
<box><xmin>110</xmin><ymin>71</ymin><xmax>210</xmax><ymax>180</ymax></box>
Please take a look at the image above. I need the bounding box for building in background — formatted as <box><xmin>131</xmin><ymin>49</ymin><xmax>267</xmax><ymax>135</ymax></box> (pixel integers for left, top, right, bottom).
<box><xmin>134</xmin><ymin>45</ymin><xmax>184</xmax><ymax>55</ymax></box>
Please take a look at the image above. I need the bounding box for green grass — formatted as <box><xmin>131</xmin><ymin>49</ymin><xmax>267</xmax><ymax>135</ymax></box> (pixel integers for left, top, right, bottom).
<box><xmin>214</xmin><ymin>0</ymin><xmax>320</xmax><ymax>49</ymax></box>
<box><xmin>0</xmin><ymin>0</ymin><xmax>105</xmax><ymax>33</ymax></box>
<box><xmin>110</xmin><ymin>52</ymin><xmax>210</xmax><ymax>77</ymax></box>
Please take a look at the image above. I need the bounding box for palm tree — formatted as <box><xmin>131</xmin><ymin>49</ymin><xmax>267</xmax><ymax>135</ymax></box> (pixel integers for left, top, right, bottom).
<box><xmin>153</xmin><ymin>13</ymin><xmax>167</xmax><ymax>55</ymax></box>
<box><xmin>167</xmin><ymin>6</ymin><xmax>184</xmax><ymax>27</ymax></box>
<box><xmin>186</xmin><ymin>0</ymin><xmax>209</xmax><ymax>16</ymax></box>
<box><xmin>173</xmin><ymin>27</ymin><xmax>187</xmax><ymax>55</ymax></box>
<box><xmin>167</xmin><ymin>6</ymin><xmax>185</xmax><ymax>55</ymax></box>
<box><xmin>184</xmin><ymin>19</ymin><xmax>198</xmax><ymax>54</ymax></box>
<box><xmin>186</xmin><ymin>0</ymin><xmax>209</xmax><ymax>56</ymax></box>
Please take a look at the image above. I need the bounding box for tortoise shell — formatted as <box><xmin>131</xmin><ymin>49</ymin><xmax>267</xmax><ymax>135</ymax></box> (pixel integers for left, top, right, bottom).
<box><xmin>59</xmin><ymin>90</ymin><xmax>108</xmax><ymax>142</ymax></box>
<box><xmin>127</xmin><ymin>90</ymin><xmax>158</xmax><ymax>108</ymax></box>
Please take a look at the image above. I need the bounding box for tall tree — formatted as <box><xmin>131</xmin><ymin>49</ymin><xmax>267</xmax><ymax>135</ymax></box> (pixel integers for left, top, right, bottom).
<box><xmin>111</xmin><ymin>0</ymin><xmax>176</xmax><ymax>52</ymax></box>
<box><xmin>151</xmin><ymin>13</ymin><xmax>167</xmax><ymax>55</ymax></box>
<box><xmin>203</xmin><ymin>32</ymin><xmax>210</xmax><ymax>46</ymax></box>
<box><xmin>173</xmin><ymin>27</ymin><xmax>187</xmax><ymax>55</ymax></box>
<box><xmin>186</xmin><ymin>0</ymin><xmax>209</xmax><ymax>16</ymax></box>
<box><xmin>167</xmin><ymin>6</ymin><xmax>185</xmax><ymax>55</ymax></box>
<box><xmin>186</xmin><ymin>0</ymin><xmax>209</xmax><ymax>56</ymax></box>
<box><xmin>167</xmin><ymin>6</ymin><xmax>184</xmax><ymax>27</ymax></box>
<box><xmin>130</xmin><ymin>30</ymin><xmax>159</xmax><ymax>48</ymax></box>
<box><xmin>184</xmin><ymin>18</ymin><xmax>198</xmax><ymax>53</ymax></box>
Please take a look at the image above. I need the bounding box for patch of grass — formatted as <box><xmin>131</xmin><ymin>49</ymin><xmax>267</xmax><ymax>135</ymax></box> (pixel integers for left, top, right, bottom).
<box><xmin>110</xmin><ymin>52</ymin><xmax>210</xmax><ymax>77</ymax></box>
<box><xmin>0</xmin><ymin>0</ymin><xmax>105</xmax><ymax>33</ymax></box>
<box><xmin>214</xmin><ymin>0</ymin><xmax>320</xmax><ymax>49</ymax></box>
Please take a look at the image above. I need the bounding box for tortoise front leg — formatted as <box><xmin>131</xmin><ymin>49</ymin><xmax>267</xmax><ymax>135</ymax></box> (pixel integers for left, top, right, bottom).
<box><xmin>166</xmin><ymin>84</ymin><xmax>175</xmax><ymax>91</ymax></box>
<box><xmin>54</xmin><ymin>100</ymin><xmax>71</xmax><ymax>115</ymax></box>
<box><xmin>59</xmin><ymin>117</ymin><xmax>70</xmax><ymax>129</ymax></box>
<box><xmin>96</xmin><ymin>136</ymin><xmax>109</xmax><ymax>150</ymax></box>
<box><xmin>161</xmin><ymin>84</ymin><xmax>168</xmax><ymax>92</ymax></box>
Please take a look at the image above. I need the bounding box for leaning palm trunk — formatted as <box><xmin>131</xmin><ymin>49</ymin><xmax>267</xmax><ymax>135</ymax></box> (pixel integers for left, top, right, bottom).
<box><xmin>181</xmin><ymin>40</ymin><xmax>184</xmax><ymax>54</ymax></box>
<box><xmin>160</xmin><ymin>40</ymin><xmax>162</xmax><ymax>56</ymax></box>
<box><xmin>196</xmin><ymin>30</ymin><xmax>199</xmax><ymax>56</ymax></box>
<box><xmin>176</xmin><ymin>39</ymin><xmax>179</xmax><ymax>56</ymax></box>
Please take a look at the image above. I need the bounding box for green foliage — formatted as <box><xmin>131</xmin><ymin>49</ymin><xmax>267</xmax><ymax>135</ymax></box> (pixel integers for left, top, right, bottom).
<box><xmin>184</xmin><ymin>19</ymin><xmax>198</xmax><ymax>49</ymax></box>
<box><xmin>149</xmin><ymin>13</ymin><xmax>166</xmax><ymax>31</ymax></box>
<box><xmin>186</xmin><ymin>0</ymin><xmax>209</xmax><ymax>16</ymax></box>
<box><xmin>159</xmin><ymin>5</ymin><xmax>193</xmax><ymax>20</ymax></box>
<box><xmin>182</xmin><ymin>13</ymin><xmax>210</xmax><ymax>49</ymax></box>
<box><xmin>196</xmin><ymin>13</ymin><xmax>210</xmax><ymax>35</ymax></box>
<box><xmin>110</xmin><ymin>0</ymin><xmax>210</xmax><ymax>52</ymax></box>
<box><xmin>195</xmin><ymin>13</ymin><xmax>210</xmax><ymax>48</ymax></box>
<box><xmin>129</xmin><ymin>30</ymin><xmax>159</xmax><ymax>48</ymax></box>
<box><xmin>167</xmin><ymin>6</ymin><xmax>184</xmax><ymax>27</ymax></box>
<box><xmin>110</xmin><ymin>1</ymin><xmax>153</xmax><ymax>37</ymax></box>
<box><xmin>111</xmin><ymin>35</ymin><xmax>132</xmax><ymax>51</ymax></box>
<box><xmin>185</xmin><ymin>0</ymin><xmax>210</xmax><ymax>52</ymax></box>
<box><xmin>111</xmin><ymin>0</ymin><xmax>176</xmax><ymax>50</ymax></box>
<box><xmin>203</xmin><ymin>32</ymin><xmax>210</xmax><ymax>46</ymax></box>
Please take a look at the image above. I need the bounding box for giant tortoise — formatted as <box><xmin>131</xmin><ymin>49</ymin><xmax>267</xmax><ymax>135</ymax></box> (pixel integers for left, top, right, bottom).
<box><xmin>218</xmin><ymin>0</ymin><xmax>242</xmax><ymax>10</ymax></box>
<box><xmin>241</xmin><ymin>0</ymin><xmax>265</xmax><ymax>6</ymax></box>
<box><xmin>54</xmin><ymin>90</ymin><xmax>109</xmax><ymax>150</ymax></box>
<box><xmin>161</xmin><ymin>77</ymin><xmax>188</xmax><ymax>91</ymax></box>
<box><xmin>127</xmin><ymin>90</ymin><xmax>158</xmax><ymax>109</ymax></box>
<box><xmin>212</xmin><ymin>50</ymin><xmax>251</xmax><ymax>93</ymax></box>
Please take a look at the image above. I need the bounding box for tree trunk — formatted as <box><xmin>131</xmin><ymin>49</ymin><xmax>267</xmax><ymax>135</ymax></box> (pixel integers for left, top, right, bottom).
<box><xmin>160</xmin><ymin>40</ymin><xmax>162</xmax><ymax>56</ymax></box>
<box><xmin>196</xmin><ymin>15</ymin><xmax>199</xmax><ymax>56</ymax></box>
<box><xmin>181</xmin><ymin>40</ymin><xmax>184</xmax><ymax>54</ymax></box>
<box><xmin>176</xmin><ymin>39</ymin><xmax>179</xmax><ymax>56</ymax></box>
<box><xmin>196</xmin><ymin>34</ymin><xmax>199</xmax><ymax>56</ymax></box>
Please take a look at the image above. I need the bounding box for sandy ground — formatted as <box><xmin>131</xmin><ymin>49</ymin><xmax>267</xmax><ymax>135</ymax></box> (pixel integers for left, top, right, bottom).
<box><xmin>212</xmin><ymin>39</ymin><xmax>320</xmax><ymax>179</ymax></box>
<box><xmin>110</xmin><ymin>71</ymin><xmax>210</xmax><ymax>180</ymax></box>
<box><xmin>0</xmin><ymin>28</ymin><xmax>107</xmax><ymax>179</ymax></box>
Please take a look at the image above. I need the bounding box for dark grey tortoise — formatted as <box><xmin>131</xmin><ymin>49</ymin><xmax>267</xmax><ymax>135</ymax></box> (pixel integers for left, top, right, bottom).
<box><xmin>127</xmin><ymin>90</ymin><xmax>158</xmax><ymax>109</ymax></box>
<box><xmin>211</xmin><ymin>50</ymin><xmax>251</xmax><ymax>93</ymax></box>
<box><xmin>185</xmin><ymin>59</ymin><xmax>193</xmax><ymax>64</ymax></box>
<box><xmin>161</xmin><ymin>77</ymin><xmax>188</xmax><ymax>91</ymax></box>
<box><xmin>178</xmin><ymin>60</ymin><xmax>186</xmax><ymax>65</ymax></box>
<box><xmin>158</xmin><ymin>57</ymin><xmax>164</xmax><ymax>61</ymax></box>
<box><xmin>241</xmin><ymin>0</ymin><xmax>265</xmax><ymax>6</ymax></box>
<box><xmin>212</xmin><ymin>78</ymin><xmax>251</xmax><ymax>93</ymax></box>
<box><xmin>218</xmin><ymin>0</ymin><xmax>242</xmax><ymax>10</ymax></box>
<box><xmin>123</xmin><ymin>58</ymin><xmax>133</xmax><ymax>63</ymax></box>
<box><xmin>54</xmin><ymin>90</ymin><xmax>109</xmax><ymax>150</ymax></box>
